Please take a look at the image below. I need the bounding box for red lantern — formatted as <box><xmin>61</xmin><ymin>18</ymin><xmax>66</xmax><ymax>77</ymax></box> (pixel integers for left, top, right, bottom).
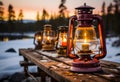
<box><xmin>67</xmin><ymin>3</ymin><xmax>107</xmax><ymax>72</ymax></box>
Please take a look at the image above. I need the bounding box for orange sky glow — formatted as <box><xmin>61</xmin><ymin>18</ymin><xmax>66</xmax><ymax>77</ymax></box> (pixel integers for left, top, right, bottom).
<box><xmin>2</xmin><ymin>0</ymin><xmax>113</xmax><ymax>20</ymax></box>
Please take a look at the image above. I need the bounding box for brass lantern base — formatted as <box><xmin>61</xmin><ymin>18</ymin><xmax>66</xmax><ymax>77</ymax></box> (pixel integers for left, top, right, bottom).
<box><xmin>42</xmin><ymin>44</ymin><xmax>55</xmax><ymax>51</ymax></box>
<box><xmin>70</xmin><ymin>55</ymin><xmax>102</xmax><ymax>73</ymax></box>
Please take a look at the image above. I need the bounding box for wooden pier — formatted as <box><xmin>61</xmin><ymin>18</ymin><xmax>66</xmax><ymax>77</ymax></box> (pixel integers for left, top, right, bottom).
<box><xmin>19</xmin><ymin>48</ymin><xmax>120</xmax><ymax>82</ymax></box>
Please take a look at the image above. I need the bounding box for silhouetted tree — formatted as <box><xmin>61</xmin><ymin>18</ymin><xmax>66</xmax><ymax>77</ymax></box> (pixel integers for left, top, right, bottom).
<box><xmin>8</xmin><ymin>4</ymin><xmax>15</xmax><ymax>22</ymax></box>
<box><xmin>18</xmin><ymin>9</ymin><xmax>23</xmax><ymax>23</ymax></box>
<box><xmin>52</xmin><ymin>0</ymin><xmax>68</xmax><ymax>28</ymax></box>
<box><xmin>36</xmin><ymin>11</ymin><xmax>40</xmax><ymax>22</ymax></box>
<box><xmin>8</xmin><ymin>4</ymin><xmax>16</xmax><ymax>33</ymax></box>
<box><xmin>101</xmin><ymin>2</ymin><xmax>107</xmax><ymax>35</ymax></box>
<box><xmin>101</xmin><ymin>2</ymin><xmax>106</xmax><ymax>15</ymax></box>
<box><xmin>59</xmin><ymin>0</ymin><xmax>67</xmax><ymax>17</ymax></box>
<box><xmin>107</xmin><ymin>3</ymin><xmax>113</xmax><ymax>14</ymax></box>
<box><xmin>114</xmin><ymin>0</ymin><xmax>120</xmax><ymax>13</ymax></box>
<box><xmin>0</xmin><ymin>1</ymin><xmax>4</xmax><ymax>23</ymax></box>
<box><xmin>113</xmin><ymin>0</ymin><xmax>120</xmax><ymax>37</ymax></box>
<box><xmin>106</xmin><ymin>3</ymin><xmax>114</xmax><ymax>35</ymax></box>
<box><xmin>49</xmin><ymin>12</ymin><xmax>54</xmax><ymax>20</ymax></box>
<box><xmin>41</xmin><ymin>9</ymin><xmax>49</xmax><ymax>21</ymax></box>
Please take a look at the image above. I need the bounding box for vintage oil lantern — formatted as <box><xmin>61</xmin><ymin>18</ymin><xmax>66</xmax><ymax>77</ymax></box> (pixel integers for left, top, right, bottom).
<box><xmin>67</xmin><ymin>3</ymin><xmax>107</xmax><ymax>72</ymax></box>
<box><xmin>56</xmin><ymin>26</ymin><xmax>68</xmax><ymax>57</ymax></box>
<box><xmin>42</xmin><ymin>24</ymin><xmax>56</xmax><ymax>51</ymax></box>
<box><xmin>33</xmin><ymin>31</ymin><xmax>42</xmax><ymax>49</ymax></box>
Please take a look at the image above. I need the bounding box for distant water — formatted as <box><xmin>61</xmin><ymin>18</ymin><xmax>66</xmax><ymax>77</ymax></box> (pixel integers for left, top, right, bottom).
<box><xmin>0</xmin><ymin>32</ymin><xmax>35</xmax><ymax>41</ymax></box>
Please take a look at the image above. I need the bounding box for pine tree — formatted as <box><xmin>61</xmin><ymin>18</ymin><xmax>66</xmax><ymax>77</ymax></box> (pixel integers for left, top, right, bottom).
<box><xmin>0</xmin><ymin>1</ymin><xmax>4</xmax><ymax>23</ymax></box>
<box><xmin>101</xmin><ymin>2</ymin><xmax>106</xmax><ymax>15</ymax></box>
<box><xmin>113</xmin><ymin>0</ymin><xmax>120</xmax><ymax>14</ymax></box>
<box><xmin>113</xmin><ymin>0</ymin><xmax>120</xmax><ymax>37</ymax></box>
<box><xmin>18</xmin><ymin>9</ymin><xmax>23</xmax><ymax>23</ymax></box>
<box><xmin>107</xmin><ymin>3</ymin><xmax>113</xmax><ymax>14</ymax></box>
<box><xmin>41</xmin><ymin>9</ymin><xmax>49</xmax><ymax>21</ymax></box>
<box><xmin>8</xmin><ymin>4</ymin><xmax>16</xmax><ymax>22</ymax></box>
<box><xmin>106</xmin><ymin>3</ymin><xmax>114</xmax><ymax>35</ymax></box>
<box><xmin>59</xmin><ymin>0</ymin><xmax>67</xmax><ymax>17</ymax></box>
<box><xmin>8</xmin><ymin>4</ymin><xmax>16</xmax><ymax>33</ymax></box>
<box><xmin>36</xmin><ymin>11</ymin><xmax>40</xmax><ymax>22</ymax></box>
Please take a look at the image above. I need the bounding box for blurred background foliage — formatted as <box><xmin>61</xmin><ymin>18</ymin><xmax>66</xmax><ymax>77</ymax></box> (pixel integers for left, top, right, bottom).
<box><xmin>0</xmin><ymin>0</ymin><xmax>120</xmax><ymax>38</ymax></box>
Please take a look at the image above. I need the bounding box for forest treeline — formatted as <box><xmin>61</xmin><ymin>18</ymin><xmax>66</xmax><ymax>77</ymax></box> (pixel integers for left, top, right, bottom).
<box><xmin>0</xmin><ymin>0</ymin><xmax>69</xmax><ymax>33</ymax></box>
<box><xmin>101</xmin><ymin>0</ymin><xmax>120</xmax><ymax>37</ymax></box>
<box><xmin>0</xmin><ymin>0</ymin><xmax>120</xmax><ymax>37</ymax></box>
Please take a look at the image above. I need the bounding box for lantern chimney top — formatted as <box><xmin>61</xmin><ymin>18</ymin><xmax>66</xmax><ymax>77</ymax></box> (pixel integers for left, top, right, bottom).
<box><xmin>75</xmin><ymin>3</ymin><xmax>95</xmax><ymax>10</ymax></box>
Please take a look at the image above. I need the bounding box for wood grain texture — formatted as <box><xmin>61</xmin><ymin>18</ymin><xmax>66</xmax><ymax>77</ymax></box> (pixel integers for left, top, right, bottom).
<box><xmin>19</xmin><ymin>49</ymin><xmax>120</xmax><ymax>82</ymax></box>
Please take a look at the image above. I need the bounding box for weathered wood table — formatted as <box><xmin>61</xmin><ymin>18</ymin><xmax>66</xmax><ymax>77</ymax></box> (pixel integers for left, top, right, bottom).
<box><xmin>19</xmin><ymin>48</ymin><xmax>120</xmax><ymax>82</ymax></box>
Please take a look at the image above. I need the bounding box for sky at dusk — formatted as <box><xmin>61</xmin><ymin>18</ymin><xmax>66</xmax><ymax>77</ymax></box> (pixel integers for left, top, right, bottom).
<box><xmin>1</xmin><ymin>0</ymin><xmax>113</xmax><ymax>20</ymax></box>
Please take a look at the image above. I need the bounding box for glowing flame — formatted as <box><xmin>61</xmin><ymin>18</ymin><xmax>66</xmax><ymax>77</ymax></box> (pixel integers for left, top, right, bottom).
<box><xmin>63</xmin><ymin>37</ymin><xmax>67</xmax><ymax>42</ymax></box>
<box><xmin>84</xmin><ymin>32</ymin><xmax>87</xmax><ymax>37</ymax></box>
<box><xmin>38</xmin><ymin>36</ymin><xmax>41</xmax><ymax>40</ymax></box>
<box><xmin>62</xmin><ymin>37</ymin><xmax>67</xmax><ymax>46</ymax></box>
<box><xmin>84</xmin><ymin>32</ymin><xmax>88</xmax><ymax>43</ymax></box>
<box><xmin>47</xmin><ymin>36</ymin><xmax>50</xmax><ymax>40</ymax></box>
<box><xmin>84</xmin><ymin>39</ymin><xmax>87</xmax><ymax>43</ymax></box>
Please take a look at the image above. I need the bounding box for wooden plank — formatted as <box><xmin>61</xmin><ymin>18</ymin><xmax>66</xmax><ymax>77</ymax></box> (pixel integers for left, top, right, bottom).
<box><xmin>19</xmin><ymin>49</ymin><xmax>72</xmax><ymax>82</ymax></box>
<box><xmin>19</xmin><ymin>49</ymin><xmax>120</xmax><ymax>82</ymax></box>
<box><xmin>35</xmin><ymin>50</ymin><xmax>71</xmax><ymax>66</ymax></box>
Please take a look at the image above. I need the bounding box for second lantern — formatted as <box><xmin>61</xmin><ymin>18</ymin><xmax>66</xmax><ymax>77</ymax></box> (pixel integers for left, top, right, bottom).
<box><xmin>42</xmin><ymin>24</ymin><xmax>56</xmax><ymax>51</ymax></box>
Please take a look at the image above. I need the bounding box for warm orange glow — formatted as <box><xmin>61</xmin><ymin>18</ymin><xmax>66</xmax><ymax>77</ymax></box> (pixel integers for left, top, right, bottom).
<box><xmin>24</xmin><ymin>11</ymin><xmax>37</xmax><ymax>20</ymax></box>
<box><xmin>82</xmin><ymin>33</ymin><xmax>90</xmax><ymax>51</ymax></box>
<box><xmin>63</xmin><ymin>37</ymin><xmax>67</xmax><ymax>42</ymax></box>
<box><xmin>62</xmin><ymin>37</ymin><xmax>67</xmax><ymax>46</ymax></box>
<box><xmin>3</xmin><ymin>9</ymin><xmax>38</xmax><ymax>20</ymax></box>
<box><xmin>47</xmin><ymin>36</ymin><xmax>50</xmax><ymax>40</ymax></box>
<box><xmin>37</xmin><ymin>36</ymin><xmax>41</xmax><ymax>40</ymax></box>
<box><xmin>84</xmin><ymin>32</ymin><xmax>88</xmax><ymax>43</ymax></box>
<box><xmin>84</xmin><ymin>39</ymin><xmax>87</xmax><ymax>43</ymax></box>
<box><xmin>3</xmin><ymin>37</ymin><xmax>9</xmax><ymax>42</ymax></box>
<box><xmin>2</xmin><ymin>0</ymin><xmax>113</xmax><ymax>20</ymax></box>
<box><xmin>84</xmin><ymin>32</ymin><xmax>87</xmax><ymax>37</ymax></box>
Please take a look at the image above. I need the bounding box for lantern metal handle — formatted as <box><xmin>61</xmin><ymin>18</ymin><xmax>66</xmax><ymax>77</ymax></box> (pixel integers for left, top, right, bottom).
<box><xmin>93</xmin><ymin>15</ymin><xmax>107</xmax><ymax>60</ymax></box>
<box><xmin>33</xmin><ymin>34</ymin><xmax>37</xmax><ymax>46</ymax></box>
<box><xmin>33</xmin><ymin>31</ymin><xmax>43</xmax><ymax>49</ymax></box>
<box><xmin>67</xmin><ymin>15</ymin><xmax>77</xmax><ymax>58</ymax></box>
